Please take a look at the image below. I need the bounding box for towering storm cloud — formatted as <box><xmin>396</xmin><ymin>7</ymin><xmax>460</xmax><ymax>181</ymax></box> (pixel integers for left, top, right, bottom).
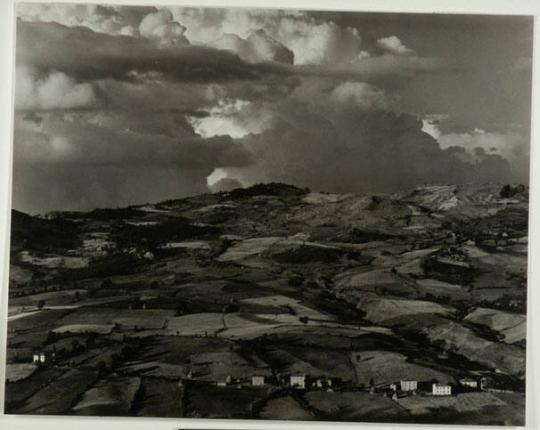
<box><xmin>12</xmin><ymin>5</ymin><xmax>532</xmax><ymax>213</ymax></box>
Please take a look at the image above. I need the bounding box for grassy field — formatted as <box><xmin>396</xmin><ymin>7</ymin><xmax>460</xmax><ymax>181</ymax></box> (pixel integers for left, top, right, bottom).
<box><xmin>186</xmin><ymin>384</ymin><xmax>273</xmax><ymax>418</ymax></box>
<box><xmin>121</xmin><ymin>361</ymin><xmax>187</xmax><ymax>379</ymax></box>
<box><xmin>53</xmin><ymin>324</ymin><xmax>115</xmax><ymax>335</ymax></box>
<box><xmin>133</xmin><ymin>335</ymin><xmax>232</xmax><ymax>365</ymax></box>
<box><xmin>165</xmin><ymin>313</ymin><xmax>225</xmax><ymax>336</ymax></box>
<box><xmin>305</xmin><ymin>391</ymin><xmax>408</xmax><ymax>421</ymax></box>
<box><xmin>217</xmin><ymin>237</ymin><xmax>283</xmax><ymax>262</ymax></box>
<box><xmin>358</xmin><ymin>296</ymin><xmax>455</xmax><ymax>325</ymax></box>
<box><xmin>189</xmin><ymin>350</ymin><xmax>271</xmax><ymax>381</ymax></box>
<box><xmin>72</xmin><ymin>376</ymin><xmax>141</xmax><ymax>416</ymax></box>
<box><xmin>12</xmin><ymin>369</ymin><xmax>98</xmax><ymax>415</ymax></box>
<box><xmin>57</xmin><ymin>308</ymin><xmax>175</xmax><ymax>330</ymax></box>
<box><xmin>350</xmin><ymin>350</ymin><xmax>455</xmax><ymax>387</ymax></box>
<box><xmin>422</xmin><ymin>320</ymin><xmax>525</xmax><ymax>376</ymax></box>
<box><xmin>4</xmin><ymin>367</ymin><xmax>67</xmax><ymax>410</ymax></box>
<box><xmin>135</xmin><ymin>377</ymin><xmax>184</xmax><ymax>417</ymax></box>
<box><xmin>260</xmin><ymin>395</ymin><xmax>314</xmax><ymax>420</ymax></box>
<box><xmin>395</xmin><ymin>391</ymin><xmax>524</xmax><ymax>425</ymax></box>
<box><xmin>465</xmin><ymin>307</ymin><xmax>526</xmax><ymax>344</ymax></box>
<box><xmin>5</xmin><ymin>363</ymin><xmax>37</xmax><ymax>382</ymax></box>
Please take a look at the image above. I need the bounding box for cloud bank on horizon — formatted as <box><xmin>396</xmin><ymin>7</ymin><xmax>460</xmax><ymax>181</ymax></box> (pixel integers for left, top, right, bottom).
<box><xmin>12</xmin><ymin>4</ymin><xmax>533</xmax><ymax>213</ymax></box>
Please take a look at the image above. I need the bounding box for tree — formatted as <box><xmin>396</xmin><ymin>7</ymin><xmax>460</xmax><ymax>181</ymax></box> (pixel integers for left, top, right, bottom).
<box><xmin>85</xmin><ymin>333</ymin><xmax>97</xmax><ymax>349</ymax></box>
<box><xmin>45</xmin><ymin>331</ymin><xmax>57</xmax><ymax>345</ymax></box>
<box><xmin>37</xmin><ymin>300</ymin><xmax>45</xmax><ymax>310</ymax></box>
<box><xmin>71</xmin><ymin>339</ymin><xmax>82</xmax><ymax>353</ymax></box>
<box><xmin>97</xmin><ymin>360</ymin><xmax>108</xmax><ymax>375</ymax></box>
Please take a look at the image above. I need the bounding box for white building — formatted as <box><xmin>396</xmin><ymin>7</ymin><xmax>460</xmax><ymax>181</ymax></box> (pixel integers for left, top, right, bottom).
<box><xmin>252</xmin><ymin>376</ymin><xmax>265</xmax><ymax>386</ymax></box>
<box><xmin>290</xmin><ymin>375</ymin><xmax>306</xmax><ymax>389</ymax></box>
<box><xmin>459</xmin><ymin>378</ymin><xmax>478</xmax><ymax>388</ymax></box>
<box><xmin>432</xmin><ymin>383</ymin><xmax>452</xmax><ymax>396</ymax></box>
<box><xmin>400</xmin><ymin>380</ymin><xmax>418</xmax><ymax>392</ymax></box>
<box><xmin>33</xmin><ymin>352</ymin><xmax>46</xmax><ymax>364</ymax></box>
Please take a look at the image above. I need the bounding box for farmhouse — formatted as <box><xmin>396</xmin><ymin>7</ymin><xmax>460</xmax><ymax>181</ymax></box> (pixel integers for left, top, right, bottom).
<box><xmin>400</xmin><ymin>380</ymin><xmax>418</xmax><ymax>392</ymax></box>
<box><xmin>252</xmin><ymin>375</ymin><xmax>265</xmax><ymax>386</ymax></box>
<box><xmin>32</xmin><ymin>352</ymin><xmax>47</xmax><ymax>364</ymax></box>
<box><xmin>290</xmin><ymin>375</ymin><xmax>306</xmax><ymax>389</ymax></box>
<box><xmin>432</xmin><ymin>383</ymin><xmax>452</xmax><ymax>396</ymax></box>
<box><xmin>460</xmin><ymin>377</ymin><xmax>478</xmax><ymax>389</ymax></box>
<box><xmin>479</xmin><ymin>376</ymin><xmax>514</xmax><ymax>393</ymax></box>
<box><xmin>216</xmin><ymin>375</ymin><xmax>232</xmax><ymax>387</ymax></box>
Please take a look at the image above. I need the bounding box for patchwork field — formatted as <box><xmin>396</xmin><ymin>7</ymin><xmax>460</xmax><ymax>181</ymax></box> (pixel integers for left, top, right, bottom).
<box><xmin>5</xmin><ymin>182</ymin><xmax>528</xmax><ymax>424</ymax></box>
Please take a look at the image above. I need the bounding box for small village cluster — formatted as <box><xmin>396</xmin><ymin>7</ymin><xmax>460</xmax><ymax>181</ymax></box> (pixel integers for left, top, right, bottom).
<box><xmin>31</xmin><ymin>348</ymin><xmax>511</xmax><ymax>398</ymax></box>
<box><xmin>173</xmin><ymin>367</ymin><xmax>509</xmax><ymax>398</ymax></box>
<box><xmin>30</xmin><ymin>340</ymin><xmax>516</xmax><ymax>403</ymax></box>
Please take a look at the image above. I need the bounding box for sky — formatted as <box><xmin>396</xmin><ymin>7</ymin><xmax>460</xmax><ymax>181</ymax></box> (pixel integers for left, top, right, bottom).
<box><xmin>12</xmin><ymin>3</ymin><xmax>533</xmax><ymax>214</ymax></box>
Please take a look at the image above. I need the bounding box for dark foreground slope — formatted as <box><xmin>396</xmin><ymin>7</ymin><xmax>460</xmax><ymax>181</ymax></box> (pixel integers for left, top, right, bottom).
<box><xmin>5</xmin><ymin>182</ymin><xmax>528</xmax><ymax>424</ymax></box>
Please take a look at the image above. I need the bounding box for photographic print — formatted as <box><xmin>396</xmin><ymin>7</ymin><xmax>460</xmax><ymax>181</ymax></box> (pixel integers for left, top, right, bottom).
<box><xmin>3</xmin><ymin>2</ymin><xmax>532</xmax><ymax>425</ymax></box>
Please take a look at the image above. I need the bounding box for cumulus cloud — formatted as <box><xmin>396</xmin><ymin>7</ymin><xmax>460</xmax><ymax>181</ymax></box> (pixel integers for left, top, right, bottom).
<box><xmin>15</xmin><ymin>66</ymin><xmax>99</xmax><ymax>110</ymax></box>
<box><xmin>421</xmin><ymin>119</ymin><xmax>442</xmax><ymax>140</ymax></box>
<box><xmin>420</xmin><ymin>115</ymin><xmax>529</xmax><ymax>183</ymax></box>
<box><xmin>17</xmin><ymin>6</ymin><xmax>368</xmax><ymax>66</ymax></box>
<box><xmin>16</xmin><ymin>21</ymin><xmax>288</xmax><ymax>83</ymax></box>
<box><xmin>188</xmin><ymin>98</ymin><xmax>274</xmax><ymax>138</ymax></box>
<box><xmin>208</xmin><ymin>30</ymin><xmax>293</xmax><ymax>64</ymax></box>
<box><xmin>438</xmin><ymin>129</ymin><xmax>529</xmax><ymax>182</ymax></box>
<box><xmin>169</xmin><ymin>7</ymin><xmax>363</xmax><ymax>65</ymax></box>
<box><xmin>377</xmin><ymin>36</ymin><xmax>415</xmax><ymax>55</ymax></box>
<box><xmin>276</xmin><ymin>17</ymin><xmax>362</xmax><ymax>65</ymax></box>
<box><xmin>11</xmin><ymin>5</ymin><xmax>530</xmax><ymax>215</ymax></box>
<box><xmin>139</xmin><ymin>8</ymin><xmax>189</xmax><ymax>46</ymax></box>
<box><xmin>16</xmin><ymin>19</ymin><xmax>441</xmax><ymax>89</ymax></box>
<box><xmin>330</xmin><ymin>82</ymin><xmax>389</xmax><ymax>110</ymax></box>
<box><xmin>14</xmin><ymin>112</ymin><xmax>251</xmax><ymax>168</ymax></box>
<box><xmin>226</xmin><ymin>87</ymin><xmax>516</xmax><ymax>194</ymax></box>
<box><xmin>16</xmin><ymin>3</ymin><xmax>152</xmax><ymax>36</ymax></box>
<box><xmin>421</xmin><ymin>114</ymin><xmax>450</xmax><ymax>140</ymax></box>
<box><xmin>12</xmin><ymin>111</ymin><xmax>252</xmax><ymax>212</ymax></box>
